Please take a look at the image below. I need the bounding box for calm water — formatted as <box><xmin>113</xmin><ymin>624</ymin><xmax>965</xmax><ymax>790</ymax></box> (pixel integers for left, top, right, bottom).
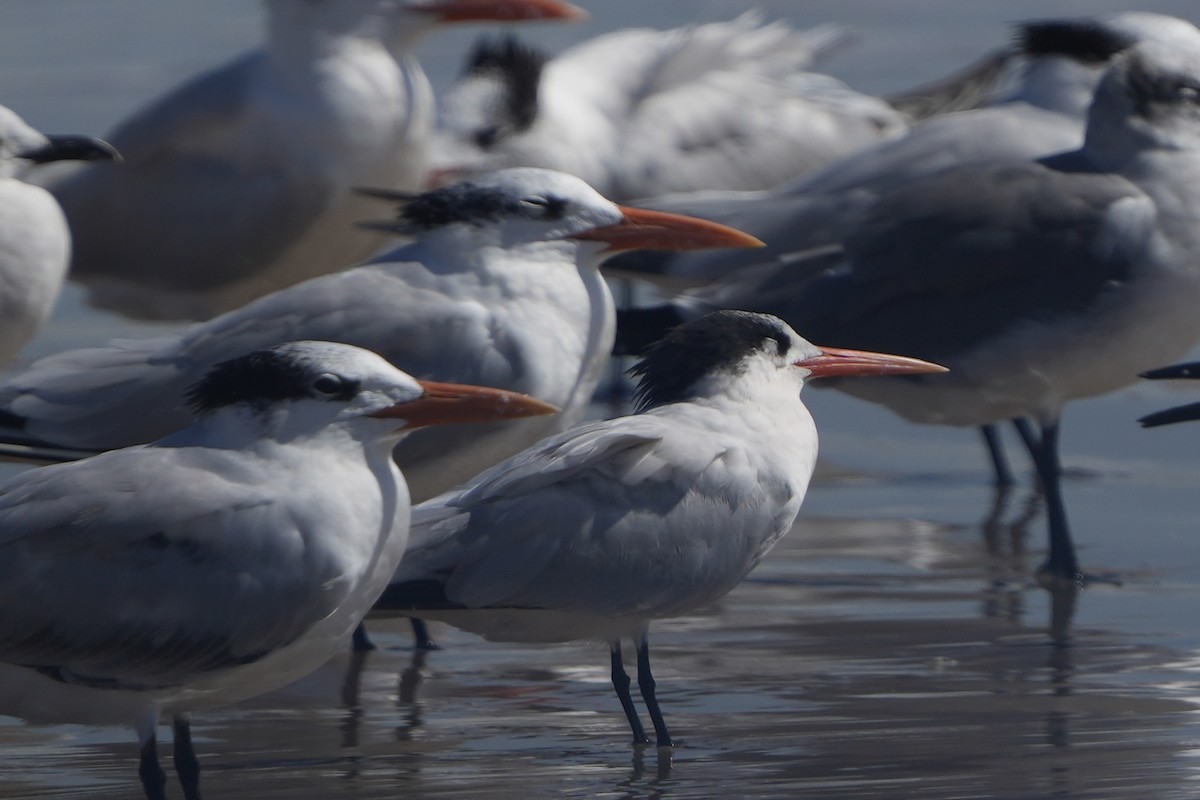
<box><xmin>3</xmin><ymin>2</ymin><xmax>1200</xmax><ymax>798</ymax></box>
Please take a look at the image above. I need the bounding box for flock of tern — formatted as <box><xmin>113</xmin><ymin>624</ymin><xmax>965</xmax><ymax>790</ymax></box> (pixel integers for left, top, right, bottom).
<box><xmin>3</xmin><ymin>2</ymin><xmax>1200</xmax><ymax>797</ymax></box>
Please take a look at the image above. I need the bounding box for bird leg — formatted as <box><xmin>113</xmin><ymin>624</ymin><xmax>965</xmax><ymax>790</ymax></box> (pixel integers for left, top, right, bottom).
<box><xmin>138</xmin><ymin>730</ymin><xmax>167</xmax><ymax>800</ymax></box>
<box><xmin>979</xmin><ymin>423</ymin><xmax>1016</xmax><ymax>487</ymax></box>
<box><xmin>351</xmin><ymin>622</ymin><xmax>376</xmax><ymax>651</ymax></box>
<box><xmin>1015</xmin><ymin>418</ymin><xmax>1081</xmax><ymax>582</ymax></box>
<box><xmin>410</xmin><ymin>617</ymin><xmax>441</xmax><ymax>650</ymax></box>
<box><xmin>173</xmin><ymin>715</ymin><xmax>202</xmax><ymax>800</ymax></box>
<box><xmin>635</xmin><ymin>636</ymin><xmax>674</xmax><ymax>747</ymax></box>
<box><xmin>610</xmin><ymin>642</ymin><xmax>650</xmax><ymax>745</ymax></box>
<box><xmin>1011</xmin><ymin>418</ymin><xmax>1041</xmax><ymax>466</ymax></box>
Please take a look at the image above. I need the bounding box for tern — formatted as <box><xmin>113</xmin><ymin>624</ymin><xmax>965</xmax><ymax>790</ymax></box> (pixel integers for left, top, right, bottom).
<box><xmin>612</xmin><ymin>39</ymin><xmax>1200</xmax><ymax>583</ymax></box>
<box><xmin>0</xmin><ymin>168</ymin><xmax>759</xmax><ymax>501</ymax></box>
<box><xmin>0</xmin><ymin>340</ymin><xmax>554</xmax><ymax>800</ymax></box>
<box><xmin>0</xmin><ymin>106</ymin><xmax>117</xmax><ymax>363</ymax></box>
<box><xmin>373</xmin><ymin>311</ymin><xmax>946</xmax><ymax>746</ymax></box>
<box><xmin>51</xmin><ymin>0</ymin><xmax>587</xmax><ymax>322</ymax></box>
<box><xmin>607</xmin><ymin>12</ymin><xmax>1200</xmax><ymax>290</ymax></box>
<box><xmin>433</xmin><ymin>13</ymin><xmax>906</xmax><ymax>201</ymax></box>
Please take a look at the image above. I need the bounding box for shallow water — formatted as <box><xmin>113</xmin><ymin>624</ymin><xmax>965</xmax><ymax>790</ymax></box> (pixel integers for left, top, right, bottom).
<box><xmin>4</xmin><ymin>2</ymin><xmax>1200</xmax><ymax>798</ymax></box>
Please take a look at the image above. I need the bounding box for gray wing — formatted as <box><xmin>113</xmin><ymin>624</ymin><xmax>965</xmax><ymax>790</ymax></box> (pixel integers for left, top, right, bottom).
<box><xmin>686</xmin><ymin>160</ymin><xmax>1157</xmax><ymax>362</ymax></box>
<box><xmin>7</xmin><ymin>259</ymin><xmax>529</xmax><ymax>449</ymax></box>
<box><xmin>396</xmin><ymin>414</ymin><xmax>797</xmax><ymax>618</ymax></box>
<box><xmin>51</xmin><ymin>52</ymin><xmax>334</xmax><ymax>292</ymax></box>
<box><xmin>0</xmin><ymin>447</ymin><xmax>349</xmax><ymax>688</ymax></box>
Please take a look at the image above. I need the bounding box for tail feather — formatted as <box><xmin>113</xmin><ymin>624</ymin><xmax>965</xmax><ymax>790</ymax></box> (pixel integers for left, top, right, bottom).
<box><xmin>0</xmin><ymin>335</ymin><xmax>191</xmax><ymax>450</ymax></box>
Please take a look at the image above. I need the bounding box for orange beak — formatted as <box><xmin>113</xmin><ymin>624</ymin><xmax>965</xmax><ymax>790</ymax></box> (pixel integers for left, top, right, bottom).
<box><xmin>370</xmin><ymin>381</ymin><xmax>558</xmax><ymax>429</ymax></box>
<box><xmin>797</xmin><ymin>346</ymin><xmax>948</xmax><ymax>379</ymax></box>
<box><xmin>409</xmin><ymin>0</ymin><xmax>588</xmax><ymax>23</ymax></box>
<box><xmin>571</xmin><ymin>206</ymin><xmax>765</xmax><ymax>252</ymax></box>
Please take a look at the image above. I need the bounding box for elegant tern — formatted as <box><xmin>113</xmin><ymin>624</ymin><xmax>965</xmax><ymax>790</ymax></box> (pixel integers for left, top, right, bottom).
<box><xmin>613</xmin><ymin>39</ymin><xmax>1200</xmax><ymax>583</ymax></box>
<box><xmin>0</xmin><ymin>339</ymin><xmax>554</xmax><ymax>800</ymax></box>
<box><xmin>373</xmin><ymin>311</ymin><xmax>946</xmax><ymax>746</ymax></box>
<box><xmin>0</xmin><ymin>167</ymin><xmax>760</xmax><ymax>504</ymax></box>
<box><xmin>51</xmin><ymin>0</ymin><xmax>587</xmax><ymax>322</ymax></box>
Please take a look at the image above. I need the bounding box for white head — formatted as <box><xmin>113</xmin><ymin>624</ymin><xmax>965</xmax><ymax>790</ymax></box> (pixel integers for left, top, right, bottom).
<box><xmin>628</xmin><ymin>311</ymin><xmax>947</xmax><ymax>412</ymax></box>
<box><xmin>183</xmin><ymin>340</ymin><xmax>556</xmax><ymax>445</ymax></box>
<box><xmin>360</xmin><ymin>167</ymin><xmax>762</xmax><ymax>262</ymax></box>
<box><xmin>1084</xmin><ymin>40</ymin><xmax>1200</xmax><ymax>159</ymax></box>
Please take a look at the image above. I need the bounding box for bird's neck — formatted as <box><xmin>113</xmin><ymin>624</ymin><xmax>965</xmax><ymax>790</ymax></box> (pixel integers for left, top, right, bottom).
<box><xmin>1009</xmin><ymin>57</ymin><xmax>1102</xmax><ymax>117</ymax></box>
<box><xmin>264</xmin><ymin>1</ymin><xmax>428</xmax><ymax>63</ymax></box>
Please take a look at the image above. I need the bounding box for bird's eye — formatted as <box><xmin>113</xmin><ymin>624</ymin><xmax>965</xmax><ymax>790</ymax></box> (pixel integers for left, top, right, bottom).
<box><xmin>312</xmin><ymin>373</ymin><xmax>346</xmax><ymax>397</ymax></box>
<box><xmin>520</xmin><ymin>196</ymin><xmax>551</xmax><ymax>217</ymax></box>
<box><xmin>474</xmin><ymin>124</ymin><xmax>501</xmax><ymax>149</ymax></box>
<box><xmin>518</xmin><ymin>195</ymin><xmax>566</xmax><ymax>220</ymax></box>
<box><xmin>1179</xmin><ymin>84</ymin><xmax>1200</xmax><ymax>103</ymax></box>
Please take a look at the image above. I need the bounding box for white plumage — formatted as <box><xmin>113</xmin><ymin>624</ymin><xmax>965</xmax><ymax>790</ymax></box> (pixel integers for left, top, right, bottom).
<box><xmin>51</xmin><ymin>0</ymin><xmax>586</xmax><ymax>322</ymax></box>
<box><xmin>0</xmin><ymin>106</ymin><xmax>116</xmax><ymax>363</ymax></box>
<box><xmin>434</xmin><ymin>12</ymin><xmax>907</xmax><ymax>201</ymax></box>
<box><xmin>378</xmin><ymin>311</ymin><xmax>946</xmax><ymax>745</ymax></box>
<box><xmin>0</xmin><ymin>339</ymin><xmax>554</xmax><ymax>799</ymax></box>
<box><xmin>0</xmin><ymin>167</ymin><xmax>759</xmax><ymax>503</ymax></box>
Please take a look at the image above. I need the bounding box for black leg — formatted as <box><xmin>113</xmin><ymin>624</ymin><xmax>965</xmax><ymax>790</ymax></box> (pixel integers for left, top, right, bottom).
<box><xmin>351</xmin><ymin>622</ymin><xmax>376</xmax><ymax>652</ymax></box>
<box><xmin>635</xmin><ymin>637</ymin><xmax>674</xmax><ymax>747</ymax></box>
<box><xmin>410</xmin><ymin>617</ymin><xmax>441</xmax><ymax>650</ymax></box>
<box><xmin>980</xmin><ymin>424</ymin><xmax>1016</xmax><ymax>487</ymax></box>
<box><xmin>173</xmin><ymin>715</ymin><xmax>202</xmax><ymax>800</ymax></box>
<box><xmin>610</xmin><ymin>642</ymin><xmax>649</xmax><ymax>745</ymax></box>
<box><xmin>139</xmin><ymin>731</ymin><xmax>167</xmax><ymax>800</ymax></box>
<box><xmin>1015</xmin><ymin>419</ymin><xmax>1080</xmax><ymax>582</ymax></box>
<box><xmin>1011</xmin><ymin>418</ymin><xmax>1041</xmax><ymax>464</ymax></box>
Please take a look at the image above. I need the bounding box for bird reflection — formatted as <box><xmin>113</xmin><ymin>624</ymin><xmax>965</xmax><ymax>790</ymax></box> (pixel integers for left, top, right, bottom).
<box><xmin>980</xmin><ymin>487</ymin><xmax>1040</xmax><ymax>622</ymax></box>
<box><xmin>615</xmin><ymin>746</ymin><xmax>674</xmax><ymax>800</ymax></box>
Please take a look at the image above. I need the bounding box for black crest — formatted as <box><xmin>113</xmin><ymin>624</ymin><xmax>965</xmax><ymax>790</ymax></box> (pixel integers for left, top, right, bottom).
<box><xmin>463</xmin><ymin>34</ymin><xmax>546</xmax><ymax>136</ymax></box>
<box><xmin>397</xmin><ymin>183</ymin><xmax>517</xmax><ymax>229</ymax></box>
<box><xmin>185</xmin><ymin>348</ymin><xmax>358</xmax><ymax>416</ymax></box>
<box><xmin>362</xmin><ymin>180</ymin><xmax>568</xmax><ymax>233</ymax></box>
<box><xmin>1015</xmin><ymin>20</ymin><xmax>1135</xmax><ymax>64</ymax></box>
<box><xmin>629</xmin><ymin>311</ymin><xmax>791</xmax><ymax>412</ymax></box>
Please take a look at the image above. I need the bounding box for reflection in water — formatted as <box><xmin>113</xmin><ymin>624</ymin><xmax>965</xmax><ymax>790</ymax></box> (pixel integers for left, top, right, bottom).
<box><xmin>617</xmin><ymin>747</ymin><xmax>673</xmax><ymax>800</ymax></box>
<box><xmin>980</xmin><ymin>487</ymin><xmax>1041</xmax><ymax>622</ymax></box>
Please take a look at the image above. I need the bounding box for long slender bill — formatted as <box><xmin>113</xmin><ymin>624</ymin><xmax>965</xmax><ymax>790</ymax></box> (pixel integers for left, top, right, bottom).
<box><xmin>798</xmin><ymin>346</ymin><xmax>948</xmax><ymax>379</ymax></box>
<box><xmin>411</xmin><ymin>0</ymin><xmax>589</xmax><ymax>23</ymax></box>
<box><xmin>571</xmin><ymin>206</ymin><xmax>765</xmax><ymax>252</ymax></box>
<box><xmin>370</xmin><ymin>381</ymin><xmax>559</xmax><ymax>429</ymax></box>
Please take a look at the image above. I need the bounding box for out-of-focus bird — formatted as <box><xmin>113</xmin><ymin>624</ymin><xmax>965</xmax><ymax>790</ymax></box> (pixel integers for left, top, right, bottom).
<box><xmin>0</xmin><ymin>340</ymin><xmax>555</xmax><ymax>800</ymax></box>
<box><xmin>373</xmin><ymin>311</ymin><xmax>945</xmax><ymax>745</ymax></box>
<box><xmin>613</xmin><ymin>39</ymin><xmax>1200</xmax><ymax>584</ymax></box>
<box><xmin>607</xmin><ymin>12</ymin><xmax>1200</xmax><ymax>290</ymax></box>
<box><xmin>52</xmin><ymin>0</ymin><xmax>587</xmax><ymax>322</ymax></box>
<box><xmin>0</xmin><ymin>106</ymin><xmax>117</xmax><ymax>363</ymax></box>
<box><xmin>432</xmin><ymin>12</ymin><xmax>907</xmax><ymax>201</ymax></box>
<box><xmin>0</xmin><ymin>168</ymin><xmax>760</xmax><ymax>504</ymax></box>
